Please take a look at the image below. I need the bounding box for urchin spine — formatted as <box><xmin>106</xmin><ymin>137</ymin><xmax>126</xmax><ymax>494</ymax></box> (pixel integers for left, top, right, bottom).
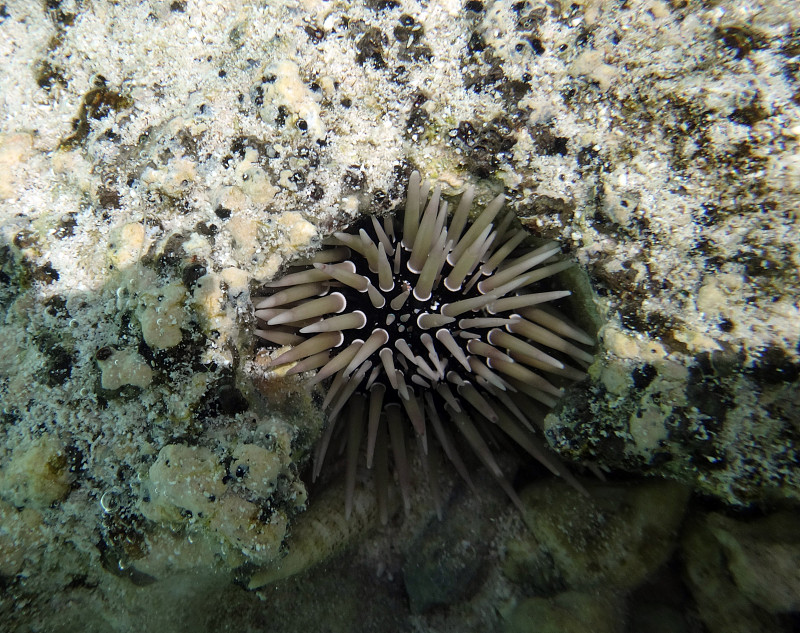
<box><xmin>255</xmin><ymin>171</ymin><xmax>594</xmax><ymax>521</ymax></box>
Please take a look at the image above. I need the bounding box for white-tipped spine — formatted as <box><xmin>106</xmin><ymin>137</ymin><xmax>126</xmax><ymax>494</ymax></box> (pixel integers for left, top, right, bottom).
<box><xmin>402</xmin><ymin>171</ymin><xmax>422</xmax><ymax>250</ymax></box>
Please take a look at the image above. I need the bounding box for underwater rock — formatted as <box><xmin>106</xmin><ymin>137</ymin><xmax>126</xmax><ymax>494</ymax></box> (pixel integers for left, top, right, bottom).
<box><xmin>142</xmin><ymin>444</ymin><xmax>226</xmax><ymax>523</ymax></box>
<box><xmin>140</xmin><ymin>443</ymin><xmax>289</xmax><ymax>568</ymax></box>
<box><xmin>0</xmin><ymin>132</ymin><xmax>33</xmax><ymax>199</ymax></box>
<box><xmin>135</xmin><ymin>280</ymin><xmax>187</xmax><ymax>349</ymax></box>
<box><xmin>0</xmin><ymin>434</ymin><xmax>75</xmax><ymax>509</ymax></box>
<box><xmin>681</xmin><ymin>512</ymin><xmax>784</xmax><ymax>633</ymax></box>
<box><xmin>505</xmin><ymin>591</ymin><xmax>624</xmax><ymax>633</ymax></box>
<box><xmin>504</xmin><ymin>478</ymin><xmax>690</xmax><ymax>594</ymax></box>
<box><xmin>0</xmin><ymin>500</ymin><xmax>46</xmax><ymax>576</ymax></box>
<box><xmin>247</xmin><ymin>478</ymin><xmax>385</xmax><ymax>589</ymax></box>
<box><xmin>705</xmin><ymin>511</ymin><xmax>800</xmax><ymax>614</ymax></box>
<box><xmin>96</xmin><ymin>347</ymin><xmax>153</xmax><ymax>390</ymax></box>
<box><xmin>547</xmin><ymin>339</ymin><xmax>800</xmax><ymax>507</ymax></box>
<box><xmin>403</xmin><ymin>476</ymin><xmax>507</xmax><ymax>613</ymax></box>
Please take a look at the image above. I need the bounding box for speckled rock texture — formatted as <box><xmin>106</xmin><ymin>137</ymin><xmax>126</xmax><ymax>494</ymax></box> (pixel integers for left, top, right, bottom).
<box><xmin>0</xmin><ymin>0</ymin><xmax>798</xmax><ymax>631</ymax></box>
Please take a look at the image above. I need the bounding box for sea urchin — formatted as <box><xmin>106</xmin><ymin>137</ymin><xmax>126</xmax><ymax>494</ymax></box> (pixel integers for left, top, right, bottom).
<box><xmin>254</xmin><ymin>171</ymin><xmax>594</xmax><ymax>522</ymax></box>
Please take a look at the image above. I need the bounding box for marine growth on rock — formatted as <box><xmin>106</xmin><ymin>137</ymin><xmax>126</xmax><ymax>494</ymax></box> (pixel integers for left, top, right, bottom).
<box><xmin>254</xmin><ymin>171</ymin><xmax>594</xmax><ymax>521</ymax></box>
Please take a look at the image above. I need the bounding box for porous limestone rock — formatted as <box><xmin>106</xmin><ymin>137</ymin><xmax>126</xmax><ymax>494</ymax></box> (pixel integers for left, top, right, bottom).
<box><xmin>0</xmin><ymin>434</ymin><xmax>75</xmax><ymax>509</ymax></box>
<box><xmin>97</xmin><ymin>347</ymin><xmax>153</xmax><ymax>390</ymax></box>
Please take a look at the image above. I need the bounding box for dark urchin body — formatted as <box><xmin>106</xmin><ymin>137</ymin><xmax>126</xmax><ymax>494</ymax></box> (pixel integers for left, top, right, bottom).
<box><xmin>254</xmin><ymin>172</ymin><xmax>594</xmax><ymax>521</ymax></box>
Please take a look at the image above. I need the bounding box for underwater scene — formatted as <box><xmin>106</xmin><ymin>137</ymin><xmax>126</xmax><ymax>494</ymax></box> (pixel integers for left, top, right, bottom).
<box><xmin>0</xmin><ymin>1</ymin><xmax>798</xmax><ymax>631</ymax></box>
